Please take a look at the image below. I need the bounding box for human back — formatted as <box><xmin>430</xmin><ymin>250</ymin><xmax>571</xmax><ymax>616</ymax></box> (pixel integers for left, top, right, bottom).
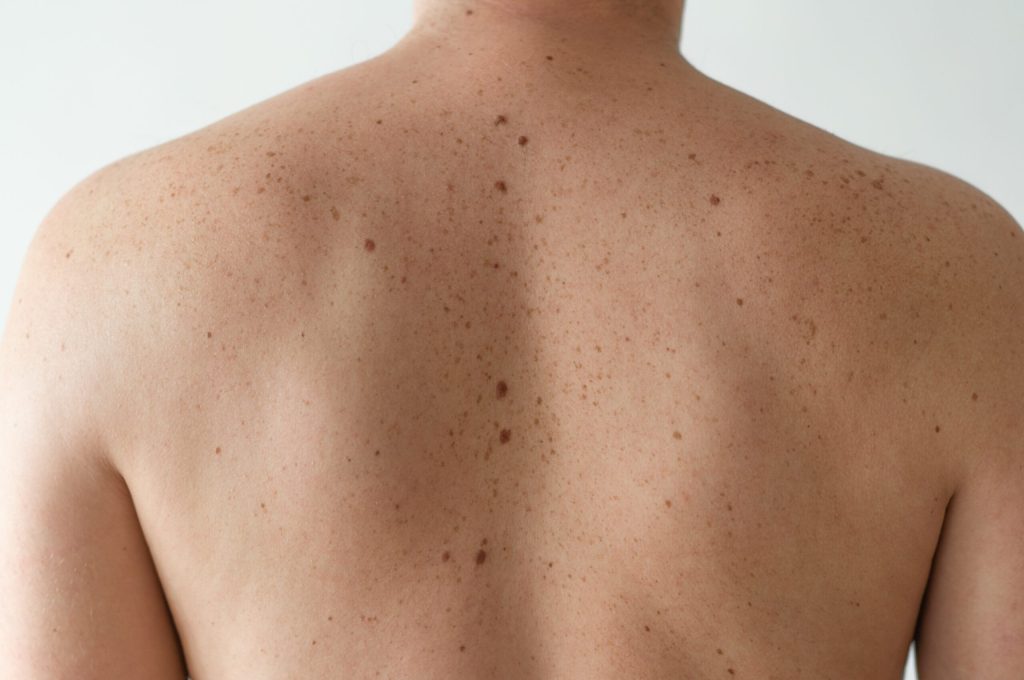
<box><xmin>3</xmin><ymin>2</ymin><xmax>1022</xmax><ymax>679</ymax></box>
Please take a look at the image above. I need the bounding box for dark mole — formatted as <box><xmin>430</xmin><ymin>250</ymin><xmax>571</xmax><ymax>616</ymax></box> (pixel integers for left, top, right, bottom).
<box><xmin>644</xmin><ymin>625</ymin><xmax>651</xmax><ymax>632</ymax></box>
<box><xmin>971</xmin><ymin>392</ymin><xmax>978</xmax><ymax>401</ymax></box>
<box><xmin>727</xmin><ymin>669</ymin><xmax>734</xmax><ymax>675</ymax></box>
<box><xmin>672</xmin><ymin>430</ymin><xmax>682</xmax><ymax>440</ymax></box>
<box><xmin>499</xmin><ymin>428</ymin><xmax>511</xmax><ymax>443</ymax></box>
<box><xmin>207</xmin><ymin>331</ymin><xmax>213</xmax><ymax>338</ymax></box>
<box><xmin>374</xmin><ymin>449</ymin><xmax>380</xmax><ymax>456</ymax></box>
<box><xmin>710</xmin><ymin>194</ymin><xmax>721</xmax><ymax>206</ymax></box>
<box><xmin>442</xmin><ymin>550</ymin><xmax>451</xmax><ymax>562</ymax></box>
<box><xmin>665</xmin><ymin>499</ymin><xmax>672</xmax><ymax>508</ymax></box>
<box><xmin>364</xmin><ymin>238</ymin><xmax>376</xmax><ymax>252</ymax></box>
<box><xmin>518</xmin><ymin>135</ymin><xmax>529</xmax><ymax>146</ymax></box>
<box><xmin>545</xmin><ymin>55</ymin><xmax>553</xmax><ymax>60</ymax></box>
<box><xmin>460</xmin><ymin>645</ymin><xmax>466</xmax><ymax>652</ymax></box>
<box><xmin>496</xmin><ymin>380</ymin><xmax>508</xmax><ymax>398</ymax></box>
<box><xmin>935</xmin><ymin>425</ymin><xmax>941</xmax><ymax>433</ymax></box>
<box><xmin>375</xmin><ymin>119</ymin><xmax>382</xmax><ymax>124</ymax></box>
<box><xmin>736</xmin><ymin>298</ymin><xmax>744</xmax><ymax>306</ymax></box>
<box><xmin>717</xmin><ymin>648</ymin><xmax>723</xmax><ymax>655</ymax></box>
<box><xmin>475</xmin><ymin>549</ymin><xmax>487</xmax><ymax>564</ymax></box>
<box><xmin>494</xmin><ymin>180</ymin><xmax>508</xmax><ymax>193</ymax></box>
<box><xmin>494</xmin><ymin>114</ymin><xmax>508</xmax><ymax>125</ymax></box>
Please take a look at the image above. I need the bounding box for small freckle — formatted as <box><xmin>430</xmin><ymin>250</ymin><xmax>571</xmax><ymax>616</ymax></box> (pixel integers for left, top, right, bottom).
<box><xmin>644</xmin><ymin>625</ymin><xmax>650</xmax><ymax>632</ymax></box>
<box><xmin>215</xmin><ymin>446</ymin><xmax>221</xmax><ymax>455</ymax></box>
<box><xmin>65</xmin><ymin>249</ymin><xmax>74</xmax><ymax>259</ymax></box>
<box><xmin>688</xmin><ymin>153</ymin><xmax>697</xmax><ymax>160</ymax></box>
<box><xmin>459</xmin><ymin>645</ymin><xmax>466</xmax><ymax>652</ymax></box>
<box><xmin>935</xmin><ymin>425</ymin><xmax>941</xmax><ymax>433</ymax></box>
<box><xmin>442</xmin><ymin>551</ymin><xmax>450</xmax><ymax>562</ymax></box>
<box><xmin>475</xmin><ymin>549</ymin><xmax>487</xmax><ymax>564</ymax></box>
<box><xmin>665</xmin><ymin>499</ymin><xmax>672</xmax><ymax>508</ymax></box>
<box><xmin>736</xmin><ymin>298</ymin><xmax>744</xmax><ymax>306</ymax></box>
<box><xmin>499</xmin><ymin>428</ymin><xmax>511</xmax><ymax>443</ymax></box>
<box><xmin>330</xmin><ymin>206</ymin><xmax>340</xmax><ymax>221</ymax></box>
<box><xmin>727</xmin><ymin>669</ymin><xmax>734</xmax><ymax>675</ymax></box>
<box><xmin>494</xmin><ymin>114</ymin><xmax>507</xmax><ymax>125</ymax></box>
<box><xmin>872</xmin><ymin>179</ymin><xmax>884</xmax><ymax>190</ymax></box>
<box><xmin>710</xmin><ymin>194</ymin><xmax>721</xmax><ymax>206</ymax></box>
<box><xmin>672</xmin><ymin>430</ymin><xmax>682</xmax><ymax>440</ymax></box>
<box><xmin>496</xmin><ymin>380</ymin><xmax>508</xmax><ymax>398</ymax></box>
<box><xmin>518</xmin><ymin>135</ymin><xmax>529</xmax><ymax>145</ymax></box>
<box><xmin>266</xmin><ymin>151</ymin><xmax>276</xmax><ymax>157</ymax></box>
<box><xmin>545</xmin><ymin>55</ymin><xmax>553</xmax><ymax>61</ymax></box>
<box><xmin>302</xmin><ymin>194</ymin><xmax>311</xmax><ymax>202</ymax></box>
<box><xmin>494</xmin><ymin>180</ymin><xmax>507</xmax><ymax>193</ymax></box>
<box><xmin>971</xmin><ymin>392</ymin><xmax>978</xmax><ymax>401</ymax></box>
<box><xmin>465</xmin><ymin>9</ymin><xmax>473</xmax><ymax>15</ymax></box>
<box><xmin>364</xmin><ymin>238</ymin><xmax>376</xmax><ymax>252</ymax></box>
<box><xmin>207</xmin><ymin>331</ymin><xmax>213</xmax><ymax>338</ymax></box>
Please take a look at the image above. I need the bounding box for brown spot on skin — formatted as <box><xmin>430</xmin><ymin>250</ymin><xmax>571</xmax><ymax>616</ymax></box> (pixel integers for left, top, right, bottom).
<box><xmin>496</xmin><ymin>380</ymin><xmax>508</xmax><ymax>398</ymax></box>
<box><xmin>710</xmin><ymin>194</ymin><xmax>721</xmax><ymax>206</ymax></box>
<box><xmin>328</xmin><ymin>615</ymin><xmax>333</xmax><ymax>621</ymax></box>
<box><xmin>207</xmin><ymin>331</ymin><xmax>213</xmax><ymax>338</ymax></box>
<box><xmin>465</xmin><ymin>8</ymin><xmax>473</xmax><ymax>14</ymax></box>
<box><xmin>727</xmin><ymin>669</ymin><xmax>734</xmax><ymax>675</ymax></box>
<box><xmin>494</xmin><ymin>180</ymin><xmax>508</xmax><ymax>193</ymax></box>
<box><xmin>215</xmin><ymin>447</ymin><xmax>221</xmax><ymax>455</ymax></box>
<box><xmin>665</xmin><ymin>499</ymin><xmax>672</xmax><ymax>508</ymax></box>
<box><xmin>499</xmin><ymin>429</ymin><xmax>511</xmax><ymax>443</ymax></box>
<box><xmin>935</xmin><ymin>425</ymin><xmax>941</xmax><ymax>433</ymax></box>
<box><xmin>494</xmin><ymin>114</ymin><xmax>507</xmax><ymax>125</ymax></box>
<box><xmin>971</xmin><ymin>392</ymin><xmax>978</xmax><ymax>401</ymax></box>
<box><xmin>374</xmin><ymin>449</ymin><xmax>380</xmax><ymax>456</ymax></box>
<box><xmin>548</xmin><ymin>561</ymin><xmax>554</xmax><ymax>568</ymax></box>
<box><xmin>330</xmin><ymin>206</ymin><xmax>340</xmax><ymax>221</ymax></box>
<box><xmin>872</xmin><ymin>179</ymin><xmax>884</xmax><ymax>190</ymax></box>
<box><xmin>717</xmin><ymin>648</ymin><xmax>723</xmax><ymax>655</ymax></box>
<box><xmin>545</xmin><ymin>55</ymin><xmax>553</xmax><ymax>61</ymax></box>
<box><xmin>459</xmin><ymin>645</ymin><xmax>466</xmax><ymax>652</ymax></box>
<box><xmin>688</xmin><ymin>153</ymin><xmax>697</xmax><ymax>161</ymax></box>
<box><xmin>65</xmin><ymin>249</ymin><xmax>73</xmax><ymax>259</ymax></box>
<box><xmin>672</xmin><ymin>430</ymin><xmax>682</xmax><ymax>440</ymax></box>
<box><xmin>442</xmin><ymin>551</ymin><xmax>450</xmax><ymax>562</ymax></box>
<box><xmin>518</xmin><ymin>135</ymin><xmax>529</xmax><ymax>146</ymax></box>
<box><xmin>364</xmin><ymin>238</ymin><xmax>376</xmax><ymax>252</ymax></box>
<box><xmin>644</xmin><ymin>625</ymin><xmax>651</xmax><ymax>632</ymax></box>
<box><xmin>302</xmin><ymin>194</ymin><xmax>311</xmax><ymax>202</ymax></box>
<box><xmin>475</xmin><ymin>549</ymin><xmax>487</xmax><ymax>564</ymax></box>
<box><xmin>736</xmin><ymin>298</ymin><xmax>744</xmax><ymax>306</ymax></box>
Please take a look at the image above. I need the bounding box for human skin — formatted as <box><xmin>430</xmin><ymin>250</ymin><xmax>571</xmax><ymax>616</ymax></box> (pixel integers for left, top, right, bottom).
<box><xmin>1</xmin><ymin>2</ymin><xmax>1022</xmax><ymax>678</ymax></box>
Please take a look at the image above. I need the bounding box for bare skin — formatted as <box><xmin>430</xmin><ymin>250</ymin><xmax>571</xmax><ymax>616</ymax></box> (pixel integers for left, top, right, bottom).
<box><xmin>2</xmin><ymin>1</ymin><xmax>1023</xmax><ymax>679</ymax></box>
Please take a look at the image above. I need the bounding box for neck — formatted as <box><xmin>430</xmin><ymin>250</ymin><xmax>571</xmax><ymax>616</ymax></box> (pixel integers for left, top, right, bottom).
<box><xmin>406</xmin><ymin>0</ymin><xmax>686</xmax><ymax>57</ymax></box>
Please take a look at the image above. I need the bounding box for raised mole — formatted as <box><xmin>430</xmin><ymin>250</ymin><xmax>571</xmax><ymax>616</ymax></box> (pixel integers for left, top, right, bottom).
<box><xmin>495</xmin><ymin>180</ymin><xmax>508</xmax><ymax>193</ymax></box>
<box><xmin>499</xmin><ymin>428</ymin><xmax>511</xmax><ymax>443</ymax></box>
<box><xmin>476</xmin><ymin>549</ymin><xmax>487</xmax><ymax>564</ymax></box>
<box><xmin>496</xmin><ymin>380</ymin><xmax>508</xmax><ymax>398</ymax></box>
<box><xmin>518</xmin><ymin>135</ymin><xmax>529</xmax><ymax>146</ymax></box>
<box><xmin>364</xmin><ymin>238</ymin><xmax>376</xmax><ymax>252</ymax></box>
<box><xmin>710</xmin><ymin>194</ymin><xmax>721</xmax><ymax>206</ymax></box>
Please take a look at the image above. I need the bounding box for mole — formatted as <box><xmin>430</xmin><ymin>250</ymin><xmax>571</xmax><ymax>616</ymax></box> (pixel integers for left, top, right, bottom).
<box><xmin>465</xmin><ymin>8</ymin><xmax>473</xmax><ymax>14</ymax></box>
<box><xmin>364</xmin><ymin>238</ymin><xmax>376</xmax><ymax>252</ymax></box>
<box><xmin>496</xmin><ymin>380</ymin><xmax>508</xmax><ymax>398</ymax></box>
<box><xmin>545</xmin><ymin>55</ymin><xmax>553</xmax><ymax>61</ymax></box>
<box><xmin>872</xmin><ymin>179</ymin><xmax>884</xmax><ymax>190</ymax></box>
<box><xmin>727</xmin><ymin>669</ymin><xmax>735</xmax><ymax>675</ymax></box>
<box><xmin>665</xmin><ymin>499</ymin><xmax>672</xmax><ymax>508</ymax></box>
<box><xmin>710</xmin><ymin>194</ymin><xmax>721</xmax><ymax>206</ymax></box>
<box><xmin>499</xmin><ymin>428</ymin><xmax>511</xmax><ymax>443</ymax></box>
<box><xmin>442</xmin><ymin>551</ymin><xmax>451</xmax><ymax>562</ymax></box>
<box><xmin>644</xmin><ymin>625</ymin><xmax>651</xmax><ymax>632</ymax></box>
<box><xmin>215</xmin><ymin>446</ymin><xmax>221</xmax><ymax>455</ymax></box>
<box><xmin>475</xmin><ymin>549</ymin><xmax>487</xmax><ymax>564</ymax></box>
<box><xmin>207</xmin><ymin>331</ymin><xmax>213</xmax><ymax>338</ymax></box>
<box><xmin>460</xmin><ymin>645</ymin><xmax>466</xmax><ymax>652</ymax></box>
<box><xmin>494</xmin><ymin>180</ymin><xmax>508</xmax><ymax>193</ymax></box>
<box><xmin>736</xmin><ymin>298</ymin><xmax>744</xmax><ymax>306</ymax></box>
<box><xmin>971</xmin><ymin>392</ymin><xmax>979</xmax><ymax>401</ymax></box>
<box><xmin>495</xmin><ymin>114</ymin><xmax>508</xmax><ymax>125</ymax></box>
<box><xmin>518</xmin><ymin>135</ymin><xmax>529</xmax><ymax>146</ymax></box>
<box><xmin>672</xmin><ymin>430</ymin><xmax>682</xmax><ymax>440</ymax></box>
<box><xmin>935</xmin><ymin>425</ymin><xmax>941</xmax><ymax>433</ymax></box>
<box><xmin>717</xmin><ymin>648</ymin><xmax>723</xmax><ymax>655</ymax></box>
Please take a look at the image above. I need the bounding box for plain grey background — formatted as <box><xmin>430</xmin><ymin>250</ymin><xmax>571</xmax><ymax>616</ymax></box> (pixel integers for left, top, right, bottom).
<box><xmin>1</xmin><ymin>1</ymin><xmax>1022</xmax><ymax>677</ymax></box>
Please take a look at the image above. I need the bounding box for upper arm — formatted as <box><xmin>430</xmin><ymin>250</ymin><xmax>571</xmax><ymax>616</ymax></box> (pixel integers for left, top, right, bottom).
<box><xmin>0</xmin><ymin>171</ymin><xmax>188</xmax><ymax>678</ymax></box>
<box><xmin>912</xmin><ymin>181</ymin><xmax>1024</xmax><ymax>677</ymax></box>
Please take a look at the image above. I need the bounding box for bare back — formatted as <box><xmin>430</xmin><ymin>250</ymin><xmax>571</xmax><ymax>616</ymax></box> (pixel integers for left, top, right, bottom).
<box><xmin>71</xmin><ymin>38</ymin><xmax>1013</xmax><ymax>679</ymax></box>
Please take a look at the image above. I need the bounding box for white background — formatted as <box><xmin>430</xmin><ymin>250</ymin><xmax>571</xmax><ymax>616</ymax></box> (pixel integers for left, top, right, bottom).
<box><xmin>2</xmin><ymin>1</ymin><xmax>1022</xmax><ymax>677</ymax></box>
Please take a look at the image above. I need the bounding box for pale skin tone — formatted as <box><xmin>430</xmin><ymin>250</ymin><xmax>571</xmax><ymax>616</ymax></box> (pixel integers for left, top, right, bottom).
<box><xmin>1</xmin><ymin>1</ymin><xmax>1022</xmax><ymax>677</ymax></box>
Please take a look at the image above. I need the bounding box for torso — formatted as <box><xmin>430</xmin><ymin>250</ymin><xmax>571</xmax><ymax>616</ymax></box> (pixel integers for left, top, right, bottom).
<box><xmin>98</xmin><ymin>40</ymin><xmax>973</xmax><ymax>679</ymax></box>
